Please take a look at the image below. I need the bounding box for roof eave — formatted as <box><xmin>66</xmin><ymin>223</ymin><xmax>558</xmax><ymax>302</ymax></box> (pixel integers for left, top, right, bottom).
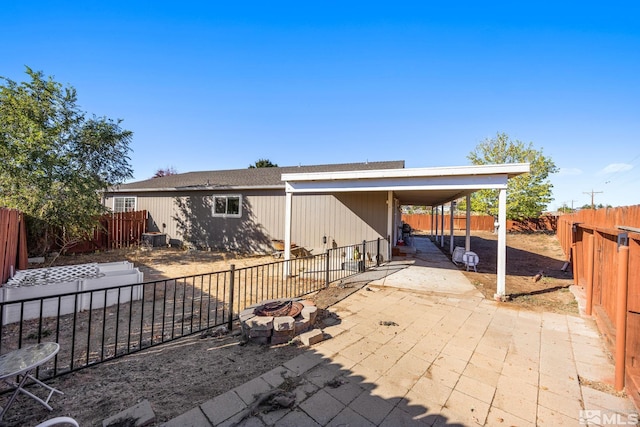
<box><xmin>104</xmin><ymin>184</ymin><xmax>286</xmax><ymax>193</ymax></box>
<box><xmin>281</xmin><ymin>163</ymin><xmax>531</xmax><ymax>182</ymax></box>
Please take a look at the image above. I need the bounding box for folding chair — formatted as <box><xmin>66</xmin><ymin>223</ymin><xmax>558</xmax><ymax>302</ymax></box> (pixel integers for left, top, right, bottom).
<box><xmin>462</xmin><ymin>251</ymin><xmax>479</xmax><ymax>272</ymax></box>
<box><xmin>35</xmin><ymin>417</ymin><xmax>79</xmax><ymax>427</ymax></box>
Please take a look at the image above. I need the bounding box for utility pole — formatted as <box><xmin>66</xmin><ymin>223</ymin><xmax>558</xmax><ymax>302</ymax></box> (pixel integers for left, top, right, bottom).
<box><xmin>570</xmin><ymin>200</ymin><xmax>578</xmax><ymax>211</ymax></box>
<box><xmin>583</xmin><ymin>190</ymin><xmax>603</xmax><ymax>209</ymax></box>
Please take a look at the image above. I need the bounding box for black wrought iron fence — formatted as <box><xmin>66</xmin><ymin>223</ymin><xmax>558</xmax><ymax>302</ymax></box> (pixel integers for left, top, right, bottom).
<box><xmin>0</xmin><ymin>238</ymin><xmax>388</xmax><ymax>382</ymax></box>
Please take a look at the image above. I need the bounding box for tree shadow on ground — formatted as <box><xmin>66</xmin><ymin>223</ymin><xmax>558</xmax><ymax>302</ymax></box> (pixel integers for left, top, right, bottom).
<box><xmin>226</xmin><ymin>347</ymin><xmax>467</xmax><ymax>426</ymax></box>
<box><xmin>173</xmin><ymin>195</ymin><xmax>274</xmax><ymax>254</ymax></box>
<box><xmin>507</xmin><ymin>283</ymin><xmax>573</xmax><ymax>299</ymax></box>
<box><xmin>431</xmin><ymin>233</ymin><xmax>572</xmax><ymax>280</ymax></box>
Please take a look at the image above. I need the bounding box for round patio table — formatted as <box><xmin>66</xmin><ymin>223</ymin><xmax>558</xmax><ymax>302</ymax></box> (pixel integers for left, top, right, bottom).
<box><xmin>0</xmin><ymin>342</ymin><xmax>63</xmax><ymax>419</ymax></box>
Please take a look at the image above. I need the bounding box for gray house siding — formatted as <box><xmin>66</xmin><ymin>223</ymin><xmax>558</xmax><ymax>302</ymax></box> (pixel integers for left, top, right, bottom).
<box><xmin>290</xmin><ymin>192</ymin><xmax>388</xmax><ymax>253</ymax></box>
<box><xmin>105</xmin><ymin>190</ymin><xmax>281</xmax><ymax>252</ymax></box>
<box><xmin>104</xmin><ymin>190</ymin><xmax>389</xmax><ymax>256</ymax></box>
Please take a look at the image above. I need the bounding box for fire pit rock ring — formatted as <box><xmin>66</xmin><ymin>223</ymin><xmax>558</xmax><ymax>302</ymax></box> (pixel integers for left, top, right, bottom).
<box><xmin>239</xmin><ymin>298</ymin><xmax>318</xmax><ymax>345</ymax></box>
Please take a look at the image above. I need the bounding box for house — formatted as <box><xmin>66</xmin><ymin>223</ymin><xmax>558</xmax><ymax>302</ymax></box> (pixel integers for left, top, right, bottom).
<box><xmin>103</xmin><ymin>161</ymin><xmax>405</xmax><ymax>255</ymax></box>
<box><xmin>104</xmin><ymin>160</ymin><xmax>531</xmax><ymax>298</ymax></box>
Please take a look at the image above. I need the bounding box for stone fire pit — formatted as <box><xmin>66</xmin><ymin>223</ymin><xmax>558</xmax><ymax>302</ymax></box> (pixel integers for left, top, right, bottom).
<box><xmin>239</xmin><ymin>298</ymin><xmax>318</xmax><ymax>345</ymax></box>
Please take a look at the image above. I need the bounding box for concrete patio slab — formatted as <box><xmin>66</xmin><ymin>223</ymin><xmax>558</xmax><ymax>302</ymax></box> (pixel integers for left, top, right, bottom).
<box><xmin>159</xmin><ymin>237</ymin><xmax>637</xmax><ymax>426</ymax></box>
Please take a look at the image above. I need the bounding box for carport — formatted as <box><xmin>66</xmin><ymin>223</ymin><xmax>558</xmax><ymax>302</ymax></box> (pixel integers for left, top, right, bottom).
<box><xmin>281</xmin><ymin>163</ymin><xmax>530</xmax><ymax>298</ymax></box>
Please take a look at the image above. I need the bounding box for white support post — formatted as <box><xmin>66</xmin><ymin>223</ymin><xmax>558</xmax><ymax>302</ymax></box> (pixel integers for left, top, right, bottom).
<box><xmin>434</xmin><ymin>206</ymin><xmax>438</xmax><ymax>242</ymax></box>
<box><xmin>387</xmin><ymin>191</ymin><xmax>394</xmax><ymax>250</ymax></box>
<box><xmin>284</xmin><ymin>191</ymin><xmax>293</xmax><ymax>276</ymax></box>
<box><xmin>496</xmin><ymin>188</ymin><xmax>507</xmax><ymax>299</ymax></box>
<box><xmin>465</xmin><ymin>194</ymin><xmax>471</xmax><ymax>251</ymax></box>
<box><xmin>440</xmin><ymin>205</ymin><xmax>445</xmax><ymax>247</ymax></box>
<box><xmin>449</xmin><ymin>201</ymin><xmax>455</xmax><ymax>254</ymax></box>
<box><xmin>430</xmin><ymin>206</ymin><xmax>434</xmax><ymax>240</ymax></box>
<box><xmin>395</xmin><ymin>198</ymin><xmax>400</xmax><ymax>244</ymax></box>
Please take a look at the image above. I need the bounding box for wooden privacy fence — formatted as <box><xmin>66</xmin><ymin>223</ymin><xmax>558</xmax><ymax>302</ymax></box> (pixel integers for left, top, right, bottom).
<box><xmin>557</xmin><ymin>205</ymin><xmax>640</xmax><ymax>407</ymax></box>
<box><xmin>0</xmin><ymin>208</ymin><xmax>28</xmax><ymax>285</ymax></box>
<box><xmin>402</xmin><ymin>214</ymin><xmax>495</xmax><ymax>231</ymax></box>
<box><xmin>65</xmin><ymin>210</ymin><xmax>148</xmax><ymax>254</ymax></box>
<box><xmin>403</xmin><ymin>214</ymin><xmax>557</xmax><ymax>232</ymax></box>
<box><xmin>1</xmin><ymin>209</ymin><xmax>145</xmax><ymax>282</ymax></box>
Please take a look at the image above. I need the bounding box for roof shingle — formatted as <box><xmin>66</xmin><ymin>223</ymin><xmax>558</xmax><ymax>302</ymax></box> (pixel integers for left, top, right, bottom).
<box><xmin>111</xmin><ymin>160</ymin><xmax>405</xmax><ymax>191</ymax></box>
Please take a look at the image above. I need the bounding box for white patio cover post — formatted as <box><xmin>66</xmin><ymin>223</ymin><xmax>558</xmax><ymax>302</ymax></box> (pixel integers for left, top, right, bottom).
<box><xmin>496</xmin><ymin>188</ymin><xmax>507</xmax><ymax>298</ymax></box>
<box><xmin>440</xmin><ymin>205</ymin><xmax>445</xmax><ymax>248</ymax></box>
<box><xmin>387</xmin><ymin>191</ymin><xmax>394</xmax><ymax>251</ymax></box>
<box><xmin>431</xmin><ymin>206</ymin><xmax>435</xmax><ymax>240</ymax></box>
<box><xmin>284</xmin><ymin>191</ymin><xmax>293</xmax><ymax>276</ymax></box>
<box><xmin>431</xmin><ymin>206</ymin><xmax>440</xmax><ymax>245</ymax></box>
<box><xmin>465</xmin><ymin>194</ymin><xmax>471</xmax><ymax>251</ymax></box>
<box><xmin>449</xmin><ymin>201</ymin><xmax>455</xmax><ymax>254</ymax></box>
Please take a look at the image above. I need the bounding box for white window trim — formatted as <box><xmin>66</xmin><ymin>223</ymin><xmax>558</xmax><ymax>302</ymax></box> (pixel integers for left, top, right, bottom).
<box><xmin>113</xmin><ymin>196</ymin><xmax>137</xmax><ymax>213</ymax></box>
<box><xmin>212</xmin><ymin>194</ymin><xmax>242</xmax><ymax>218</ymax></box>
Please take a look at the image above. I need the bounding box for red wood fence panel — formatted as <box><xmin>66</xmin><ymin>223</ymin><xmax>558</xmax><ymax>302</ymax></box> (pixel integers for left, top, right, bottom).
<box><xmin>1</xmin><ymin>209</ymin><xmax>145</xmax><ymax>281</ymax></box>
<box><xmin>402</xmin><ymin>214</ymin><xmax>557</xmax><ymax>232</ymax></box>
<box><xmin>65</xmin><ymin>210</ymin><xmax>147</xmax><ymax>254</ymax></box>
<box><xmin>557</xmin><ymin>205</ymin><xmax>640</xmax><ymax>407</ymax></box>
<box><xmin>402</xmin><ymin>214</ymin><xmax>495</xmax><ymax>231</ymax></box>
<box><xmin>107</xmin><ymin>210</ymin><xmax>147</xmax><ymax>250</ymax></box>
<box><xmin>0</xmin><ymin>208</ymin><xmax>28</xmax><ymax>285</ymax></box>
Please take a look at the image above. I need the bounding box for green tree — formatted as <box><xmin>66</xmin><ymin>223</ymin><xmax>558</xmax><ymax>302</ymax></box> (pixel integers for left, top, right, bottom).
<box><xmin>152</xmin><ymin>166</ymin><xmax>178</xmax><ymax>178</ymax></box>
<box><xmin>249</xmin><ymin>158</ymin><xmax>278</xmax><ymax>168</ymax></box>
<box><xmin>580</xmin><ymin>203</ymin><xmax>611</xmax><ymax>210</ymax></box>
<box><xmin>465</xmin><ymin>132</ymin><xmax>558</xmax><ymax>220</ymax></box>
<box><xmin>558</xmin><ymin>203</ymin><xmax>574</xmax><ymax>214</ymax></box>
<box><xmin>0</xmin><ymin>67</ymin><xmax>133</xmax><ymax>249</ymax></box>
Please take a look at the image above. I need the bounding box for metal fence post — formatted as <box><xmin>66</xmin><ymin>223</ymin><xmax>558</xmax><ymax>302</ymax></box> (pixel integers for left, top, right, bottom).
<box><xmin>615</xmin><ymin>244</ymin><xmax>630</xmax><ymax>391</ymax></box>
<box><xmin>376</xmin><ymin>237</ymin><xmax>381</xmax><ymax>267</ymax></box>
<box><xmin>227</xmin><ymin>264</ymin><xmax>235</xmax><ymax>331</ymax></box>
<box><xmin>585</xmin><ymin>233</ymin><xmax>595</xmax><ymax>316</ymax></box>
<box><xmin>362</xmin><ymin>240</ymin><xmax>367</xmax><ymax>272</ymax></box>
<box><xmin>325</xmin><ymin>250</ymin><xmax>330</xmax><ymax>288</ymax></box>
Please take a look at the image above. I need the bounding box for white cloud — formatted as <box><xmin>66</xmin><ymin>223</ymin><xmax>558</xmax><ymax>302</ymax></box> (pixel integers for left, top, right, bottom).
<box><xmin>597</xmin><ymin>163</ymin><xmax>634</xmax><ymax>175</ymax></box>
<box><xmin>558</xmin><ymin>167</ymin><xmax>583</xmax><ymax>176</ymax></box>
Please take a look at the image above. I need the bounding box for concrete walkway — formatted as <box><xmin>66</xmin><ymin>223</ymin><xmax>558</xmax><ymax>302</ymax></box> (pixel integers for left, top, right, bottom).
<box><xmin>161</xmin><ymin>238</ymin><xmax>637</xmax><ymax>426</ymax></box>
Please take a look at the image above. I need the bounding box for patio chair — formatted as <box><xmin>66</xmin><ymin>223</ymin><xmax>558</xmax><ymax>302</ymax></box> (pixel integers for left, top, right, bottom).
<box><xmin>35</xmin><ymin>417</ymin><xmax>79</xmax><ymax>427</ymax></box>
<box><xmin>452</xmin><ymin>247</ymin><xmax>465</xmax><ymax>265</ymax></box>
<box><xmin>462</xmin><ymin>251</ymin><xmax>479</xmax><ymax>272</ymax></box>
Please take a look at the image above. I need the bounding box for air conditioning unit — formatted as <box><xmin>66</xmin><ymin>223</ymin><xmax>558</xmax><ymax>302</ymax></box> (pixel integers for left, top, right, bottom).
<box><xmin>141</xmin><ymin>232</ymin><xmax>167</xmax><ymax>247</ymax></box>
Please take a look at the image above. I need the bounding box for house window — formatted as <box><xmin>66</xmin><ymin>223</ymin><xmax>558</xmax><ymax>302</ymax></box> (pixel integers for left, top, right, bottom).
<box><xmin>113</xmin><ymin>196</ymin><xmax>137</xmax><ymax>213</ymax></box>
<box><xmin>213</xmin><ymin>195</ymin><xmax>242</xmax><ymax>218</ymax></box>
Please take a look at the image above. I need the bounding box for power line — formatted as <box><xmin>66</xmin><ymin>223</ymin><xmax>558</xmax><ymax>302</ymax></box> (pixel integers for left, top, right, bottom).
<box><xmin>601</xmin><ymin>152</ymin><xmax>640</xmax><ymax>185</ymax></box>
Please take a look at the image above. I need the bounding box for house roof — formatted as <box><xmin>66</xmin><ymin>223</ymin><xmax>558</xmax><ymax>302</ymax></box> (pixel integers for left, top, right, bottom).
<box><xmin>282</xmin><ymin>163</ymin><xmax>531</xmax><ymax>206</ymax></box>
<box><xmin>108</xmin><ymin>160</ymin><xmax>405</xmax><ymax>193</ymax></box>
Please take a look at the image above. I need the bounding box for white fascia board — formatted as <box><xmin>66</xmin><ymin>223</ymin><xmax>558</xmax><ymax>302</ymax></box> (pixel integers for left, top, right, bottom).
<box><xmin>285</xmin><ymin>174</ymin><xmax>508</xmax><ymax>193</ymax></box>
<box><xmin>106</xmin><ymin>185</ymin><xmax>285</xmax><ymax>193</ymax></box>
<box><xmin>281</xmin><ymin>163</ymin><xmax>530</xmax><ymax>182</ymax></box>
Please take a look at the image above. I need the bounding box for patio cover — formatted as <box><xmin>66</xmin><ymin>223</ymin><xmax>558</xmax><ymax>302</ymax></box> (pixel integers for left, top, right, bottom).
<box><xmin>281</xmin><ymin>163</ymin><xmax>531</xmax><ymax>298</ymax></box>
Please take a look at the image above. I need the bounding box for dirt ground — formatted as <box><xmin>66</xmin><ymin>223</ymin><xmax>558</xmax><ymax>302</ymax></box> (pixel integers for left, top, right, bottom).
<box><xmin>451</xmin><ymin>231</ymin><xmax>578</xmax><ymax>314</ymax></box>
<box><xmin>2</xmin><ymin>232</ymin><xmax>578</xmax><ymax>426</ymax></box>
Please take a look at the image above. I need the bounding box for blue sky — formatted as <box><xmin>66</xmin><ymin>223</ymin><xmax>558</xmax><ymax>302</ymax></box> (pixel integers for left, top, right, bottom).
<box><xmin>3</xmin><ymin>2</ymin><xmax>639</xmax><ymax>210</ymax></box>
